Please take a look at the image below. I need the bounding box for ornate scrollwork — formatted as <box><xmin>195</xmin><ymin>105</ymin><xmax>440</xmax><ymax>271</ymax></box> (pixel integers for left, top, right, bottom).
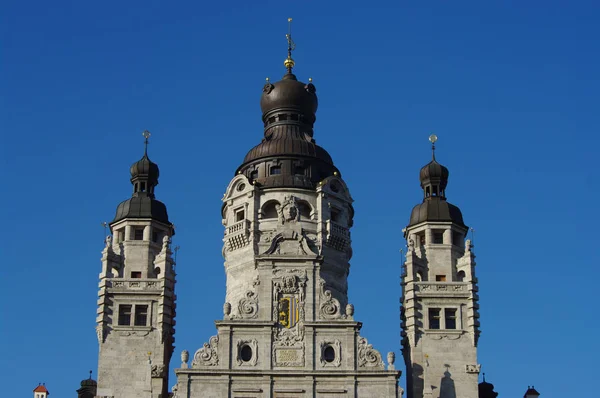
<box><xmin>319</xmin><ymin>279</ymin><xmax>342</xmax><ymax>319</ymax></box>
<box><xmin>192</xmin><ymin>335</ymin><xmax>219</xmax><ymax>367</ymax></box>
<box><xmin>238</xmin><ymin>290</ymin><xmax>259</xmax><ymax>319</ymax></box>
<box><xmin>357</xmin><ymin>337</ymin><xmax>384</xmax><ymax>368</ymax></box>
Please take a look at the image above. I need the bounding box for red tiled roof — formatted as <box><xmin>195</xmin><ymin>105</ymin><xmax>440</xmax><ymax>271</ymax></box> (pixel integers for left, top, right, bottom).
<box><xmin>33</xmin><ymin>385</ymin><xmax>49</xmax><ymax>393</ymax></box>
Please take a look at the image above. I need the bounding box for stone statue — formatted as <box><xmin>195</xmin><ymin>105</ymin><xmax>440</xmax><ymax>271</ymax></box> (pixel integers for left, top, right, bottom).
<box><xmin>105</xmin><ymin>235</ymin><xmax>112</xmax><ymax>249</ymax></box>
<box><xmin>223</xmin><ymin>302</ymin><xmax>231</xmax><ymax>318</ymax></box>
<box><xmin>346</xmin><ymin>303</ymin><xmax>354</xmax><ymax>317</ymax></box>
<box><xmin>162</xmin><ymin>235</ymin><xmax>170</xmax><ymax>252</ymax></box>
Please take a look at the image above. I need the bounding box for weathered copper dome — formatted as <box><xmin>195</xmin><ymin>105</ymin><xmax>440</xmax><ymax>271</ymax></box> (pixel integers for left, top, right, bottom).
<box><xmin>260</xmin><ymin>73</ymin><xmax>318</xmax><ymax>125</ymax></box>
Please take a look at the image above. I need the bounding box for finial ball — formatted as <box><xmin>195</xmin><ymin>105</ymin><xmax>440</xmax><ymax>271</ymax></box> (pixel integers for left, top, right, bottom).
<box><xmin>143</xmin><ymin>130</ymin><xmax>151</xmax><ymax>139</ymax></box>
<box><xmin>428</xmin><ymin>134</ymin><xmax>437</xmax><ymax>144</ymax></box>
<box><xmin>288</xmin><ymin>17</ymin><xmax>292</xmax><ymax>22</ymax></box>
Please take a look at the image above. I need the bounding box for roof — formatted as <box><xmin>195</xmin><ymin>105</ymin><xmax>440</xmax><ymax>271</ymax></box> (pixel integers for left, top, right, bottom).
<box><xmin>33</xmin><ymin>385</ymin><xmax>49</xmax><ymax>393</ymax></box>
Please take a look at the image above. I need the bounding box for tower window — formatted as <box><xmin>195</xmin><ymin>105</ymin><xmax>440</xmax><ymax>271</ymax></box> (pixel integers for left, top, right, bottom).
<box><xmin>417</xmin><ymin>232</ymin><xmax>426</xmax><ymax>247</ymax></box>
<box><xmin>134</xmin><ymin>305</ymin><xmax>149</xmax><ymax>326</ymax></box>
<box><xmin>436</xmin><ymin>275</ymin><xmax>446</xmax><ymax>282</ymax></box>
<box><xmin>240</xmin><ymin>344</ymin><xmax>253</xmax><ymax>362</ymax></box>
<box><xmin>152</xmin><ymin>230</ymin><xmax>159</xmax><ymax>243</ymax></box>
<box><xmin>428</xmin><ymin>308</ymin><xmax>441</xmax><ymax>329</ymax></box>
<box><xmin>250</xmin><ymin>170</ymin><xmax>259</xmax><ymax>180</ymax></box>
<box><xmin>235</xmin><ymin>209</ymin><xmax>245</xmax><ymax>222</ymax></box>
<box><xmin>131</xmin><ymin>271</ymin><xmax>142</xmax><ymax>279</ymax></box>
<box><xmin>433</xmin><ymin>231</ymin><xmax>444</xmax><ymax>244</ymax></box>
<box><xmin>445</xmin><ymin>308</ymin><xmax>457</xmax><ymax>329</ymax></box>
<box><xmin>279</xmin><ymin>114</ymin><xmax>288</xmax><ymax>121</ymax></box>
<box><xmin>330</xmin><ymin>208</ymin><xmax>341</xmax><ymax>223</ymax></box>
<box><xmin>323</xmin><ymin>345</ymin><xmax>336</xmax><ymax>363</ymax></box>
<box><xmin>294</xmin><ymin>166</ymin><xmax>305</xmax><ymax>176</ymax></box>
<box><xmin>453</xmin><ymin>232</ymin><xmax>463</xmax><ymax>247</ymax></box>
<box><xmin>270</xmin><ymin>166</ymin><xmax>281</xmax><ymax>175</ymax></box>
<box><xmin>457</xmin><ymin>270</ymin><xmax>466</xmax><ymax>282</ymax></box>
<box><xmin>140</xmin><ymin>182</ymin><xmax>146</xmax><ymax>192</ymax></box>
<box><xmin>134</xmin><ymin>228</ymin><xmax>144</xmax><ymax>240</ymax></box>
<box><xmin>118</xmin><ymin>305</ymin><xmax>132</xmax><ymax>326</ymax></box>
<box><xmin>262</xmin><ymin>201</ymin><xmax>279</xmax><ymax>219</ymax></box>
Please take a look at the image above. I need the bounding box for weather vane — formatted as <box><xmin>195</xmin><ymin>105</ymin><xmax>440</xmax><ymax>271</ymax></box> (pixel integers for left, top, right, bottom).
<box><xmin>284</xmin><ymin>17</ymin><xmax>296</xmax><ymax>73</ymax></box>
<box><xmin>429</xmin><ymin>134</ymin><xmax>438</xmax><ymax>160</ymax></box>
<box><xmin>143</xmin><ymin>130</ymin><xmax>151</xmax><ymax>155</ymax></box>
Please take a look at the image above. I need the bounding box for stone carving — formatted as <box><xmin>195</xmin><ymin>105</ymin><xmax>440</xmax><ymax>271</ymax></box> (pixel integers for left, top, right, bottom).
<box><xmin>162</xmin><ymin>235</ymin><xmax>170</xmax><ymax>252</ymax></box>
<box><xmin>466</xmin><ymin>239</ymin><xmax>473</xmax><ymax>252</ymax></box>
<box><xmin>118</xmin><ymin>330</ymin><xmax>151</xmax><ymax>337</ymax></box>
<box><xmin>465</xmin><ymin>364</ymin><xmax>481</xmax><ymax>373</ymax></box>
<box><xmin>180</xmin><ymin>350</ymin><xmax>189</xmax><ymax>368</ymax></box>
<box><xmin>346</xmin><ymin>303</ymin><xmax>354</xmax><ymax>317</ymax></box>
<box><xmin>319</xmin><ymin>279</ymin><xmax>342</xmax><ymax>319</ymax></box>
<box><xmin>387</xmin><ymin>352</ymin><xmax>396</xmax><ymax>370</ymax></box>
<box><xmin>223</xmin><ymin>302</ymin><xmax>231</xmax><ymax>319</ymax></box>
<box><xmin>429</xmin><ymin>334</ymin><xmax>462</xmax><ymax>341</ymax></box>
<box><xmin>407</xmin><ymin>238</ymin><xmax>414</xmax><ymax>253</ymax></box>
<box><xmin>95</xmin><ymin>324</ymin><xmax>107</xmax><ymax>344</ymax></box>
<box><xmin>237</xmin><ymin>290</ymin><xmax>259</xmax><ymax>319</ymax></box>
<box><xmin>320</xmin><ymin>340</ymin><xmax>342</xmax><ymax>367</ymax></box>
<box><xmin>151</xmin><ymin>364</ymin><xmax>166</xmax><ymax>378</ymax></box>
<box><xmin>105</xmin><ymin>235</ymin><xmax>112</xmax><ymax>249</ymax></box>
<box><xmin>277</xmin><ymin>195</ymin><xmax>300</xmax><ymax>225</ymax></box>
<box><xmin>236</xmin><ymin>339</ymin><xmax>258</xmax><ymax>366</ymax></box>
<box><xmin>192</xmin><ymin>335</ymin><xmax>219</xmax><ymax>367</ymax></box>
<box><xmin>357</xmin><ymin>337</ymin><xmax>384</xmax><ymax>368</ymax></box>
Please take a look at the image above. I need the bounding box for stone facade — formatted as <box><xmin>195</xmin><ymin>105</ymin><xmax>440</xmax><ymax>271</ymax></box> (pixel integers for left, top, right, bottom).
<box><xmin>401</xmin><ymin>220</ymin><xmax>480</xmax><ymax>398</ymax></box>
<box><xmin>173</xmin><ymin>174</ymin><xmax>401</xmax><ymax>397</ymax></box>
<box><xmin>96</xmin><ymin>219</ymin><xmax>176</xmax><ymax>398</ymax></box>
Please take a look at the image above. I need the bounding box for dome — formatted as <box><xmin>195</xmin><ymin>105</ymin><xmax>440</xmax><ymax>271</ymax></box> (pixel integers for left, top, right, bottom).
<box><xmin>112</xmin><ymin>196</ymin><xmax>170</xmax><ymax>224</ymax></box>
<box><xmin>260</xmin><ymin>73</ymin><xmax>317</xmax><ymax>123</ymax></box>
<box><xmin>80</xmin><ymin>378</ymin><xmax>97</xmax><ymax>387</ymax></box>
<box><xmin>130</xmin><ymin>153</ymin><xmax>159</xmax><ymax>183</ymax></box>
<box><xmin>420</xmin><ymin>159</ymin><xmax>449</xmax><ymax>190</ymax></box>
<box><xmin>408</xmin><ymin>200</ymin><xmax>465</xmax><ymax>227</ymax></box>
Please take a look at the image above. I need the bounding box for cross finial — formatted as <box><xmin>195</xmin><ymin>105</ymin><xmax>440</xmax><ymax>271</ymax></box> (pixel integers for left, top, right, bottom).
<box><xmin>142</xmin><ymin>130</ymin><xmax>151</xmax><ymax>156</ymax></box>
<box><xmin>284</xmin><ymin>18</ymin><xmax>296</xmax><ymax>73</ymax></box>
<box><xmin>429</xmin><ymin>134</ymin><xmax>438</xmax><ymax>160</ymax></box>
<box><xmin>89</xmin><ymin>370</ymin><xmax>93</xmax><ymax>380</ymax></box>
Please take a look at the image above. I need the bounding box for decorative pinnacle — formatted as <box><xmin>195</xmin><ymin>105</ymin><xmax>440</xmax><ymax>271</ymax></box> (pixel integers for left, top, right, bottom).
<box><xmin>142</xmin><ymin>130</ymin><xmax>151</xmax><ymax>156</ymax></box>
<box><xmin>429</xmin><ymin>134</ymin><xmax>438</xmax><ymax>160</ymax></box>
<box><xmin>284</xmin><ymin>17</ymin><xmax>296</xmax><ymax>73</ymax></box>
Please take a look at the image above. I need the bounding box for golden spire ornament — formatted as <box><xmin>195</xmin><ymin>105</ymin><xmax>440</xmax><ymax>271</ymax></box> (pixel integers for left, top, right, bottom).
<box><xmin>284</xmin><ymin>17</ymin><xmax>296</xmax><ymax>73</ymax></box>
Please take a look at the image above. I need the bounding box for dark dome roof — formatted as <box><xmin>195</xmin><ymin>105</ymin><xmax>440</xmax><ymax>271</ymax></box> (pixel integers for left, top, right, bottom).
<box><xmin>478</xmin><ymin>380</ymin><xmax>499</xmax><ymax>398</ymax></box>
<box><xmin>80</xmin><ymin>378</ymin><xmax>97</xmax><ymax>387</ymax></box>
<box><xmin>260</xmin><ymin>73</ymin><xmax>317</xmax><ymax>120</ymax></box>
<box><xmin>130</xmin><ymin>154</ymin><xmax>159</xmax><ymax>182</ymax></box>
<box><xmin>420</xmin><ymin>159</ymin><xmax>449</xmax><ymax>190</ymax></box>
<box><xmin>112</xmin><ymin>196</ymin><xmax>170</xmax><ymax>224</ymax></box>
<box><xmin>408</xmin><ymin>199</ymin><xmax>465</xmax><ymax>227</ymax></box>
<box><xmin>243</xmin><ymin>124</ymin><xmax>333</xmax><ymax>164</ymax></box>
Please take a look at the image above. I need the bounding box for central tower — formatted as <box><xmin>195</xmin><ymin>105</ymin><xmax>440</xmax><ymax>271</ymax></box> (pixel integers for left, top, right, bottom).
<box><xmin>174</xmin><ymin>21</ymin><xmax>401</xmax><ymax>398</ymax></box>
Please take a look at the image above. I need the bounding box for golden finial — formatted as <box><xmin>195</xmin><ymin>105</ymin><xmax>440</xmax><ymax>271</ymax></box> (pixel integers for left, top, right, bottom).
<box><xmin>429</xmin><ymin>134</ymin><xmax>438</xmax><ymax>160</ymax></box>
<box><xmin>284</xmin><ymin>17</ymin><xmax>296</xmax><ymax>73</ymax></box>
<box><xmin>266</xmin><ymin>77</ymin><xmax>270</xmax><ymax>83</ymax></box>
<box><xmin>308</xmin><ymin>77</ymin><xmax>313</xmax><ymax>83</ymax></box>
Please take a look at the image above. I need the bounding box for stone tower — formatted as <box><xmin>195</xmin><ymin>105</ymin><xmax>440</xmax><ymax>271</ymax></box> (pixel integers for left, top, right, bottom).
<box><xmin>401</xmin><ymin>136</ymin><xmax>481</xmax><ymax>398</ymax></box>
<box><xmin>96</xmin><ymin>133</ymin><xmax>176</xmax><ymax>398</ymax></box>
<box><xmin>173</xmin><ymin>24</ymin><xmax>401</xmax><ymax>398</ymax></box>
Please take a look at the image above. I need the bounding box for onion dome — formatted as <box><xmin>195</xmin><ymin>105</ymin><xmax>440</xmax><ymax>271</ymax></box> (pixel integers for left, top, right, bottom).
<box><xmin>112</xmin><ymin>131</ymin><xmax>170</xmax><ymax>225</ymax></box>
<box><xmin>77</xmin><ymin>371</ymin><xmax>98</xmax><ymax>398</ymax></box>
<box><xmin>408</xmin><ymin>135</ymin><xmax>465</xmax><ymax>227</ymax></box>
<box><xmin>236</xmin><ymin>21</ymin><xmax>338</xmax><ymax>189</ymax></box>
<box><xmin>478</xmin><ymin>374</ymin><xmax>498</xmax><ymax>398</ymax></box>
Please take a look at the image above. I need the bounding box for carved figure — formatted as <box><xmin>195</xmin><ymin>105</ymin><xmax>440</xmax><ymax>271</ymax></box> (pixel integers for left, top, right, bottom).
<box><xmin>408</xmin><ymin>238</ymin><xmax>414</xmax><ymax>252</ymax></box>
<box><xmin>105</xmin><ymin>235</ymin><xmax>112</xmax><ymax>249</ymax></box>
<box><xmin>277</xmin><ymin>195</ymin><xmax>300</xmax><ymax>225</ymax></box>
<box><xmin>466</xmin><ymin>239</ymin><xmax>473</xmax><ymax>252</ymax></box>
<box><xmin>151</xmin><ymin>364</ymin><xmax>166</xmax><ymax>378</ymax></box>
<box><xmin>162</xmin><ymin>235</ymin><xmax>170</xmax><ymax>252</ymax></box>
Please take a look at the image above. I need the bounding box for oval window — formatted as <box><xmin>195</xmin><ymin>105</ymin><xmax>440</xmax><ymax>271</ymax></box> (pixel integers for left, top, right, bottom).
<box><xmin>240</xmin><ymin>344</ymin><xmax>253</xmax><ymax>362</ymax></box>
<box><xmin>323</xmin><ymin>345</ymin><xmax>336</xmax><ymax>363</ymax></box>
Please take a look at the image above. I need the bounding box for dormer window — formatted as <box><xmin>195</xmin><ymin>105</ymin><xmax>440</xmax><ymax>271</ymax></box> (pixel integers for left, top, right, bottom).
<box><xmin>235</xmin><ymin>209</ymin><xmax>245</xmax><ymax>222</ymax></box>
<box><xmin>270</xmin><ymin>166</ymin><xmax>281</xmax><ymax>175</ymax></box>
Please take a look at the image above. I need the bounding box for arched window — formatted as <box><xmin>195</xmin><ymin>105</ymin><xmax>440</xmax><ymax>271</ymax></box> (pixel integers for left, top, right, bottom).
<box><xmin>262</xmin><ymin>201</ymin><xmax>280</xmax><ymax>219</ymax></box>
<box><xmin>457</xmin><ymin>270</ymin><xmax>466</xmax><ymax>282</ymax></box>
<box><xmin>297</xmin><ymin>200</ymin><xmax>312</xmax><ymax>219</ymax></box>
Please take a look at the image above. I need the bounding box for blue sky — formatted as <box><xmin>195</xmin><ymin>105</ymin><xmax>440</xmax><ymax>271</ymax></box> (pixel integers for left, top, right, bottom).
<box><xmin>1</xmin><ymin>1</ymin><xmax>598</xmax><ymax>397</ymax></box>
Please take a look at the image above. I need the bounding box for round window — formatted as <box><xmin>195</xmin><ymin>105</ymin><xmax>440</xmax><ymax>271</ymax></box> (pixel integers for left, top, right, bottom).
<box><xmin>323</xmin><ymin>345</ymin><xmax>336</xmax><ymax>363</ymax></box>
<box><xmin>237</xmin><ymin>183</ymin><xmax>246</xmax><ymax>192</ymax></box>
<box><xmin>240</xmin><ymin>344</ymin><xmax>253</xmax><ymax>362</ymax></box>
